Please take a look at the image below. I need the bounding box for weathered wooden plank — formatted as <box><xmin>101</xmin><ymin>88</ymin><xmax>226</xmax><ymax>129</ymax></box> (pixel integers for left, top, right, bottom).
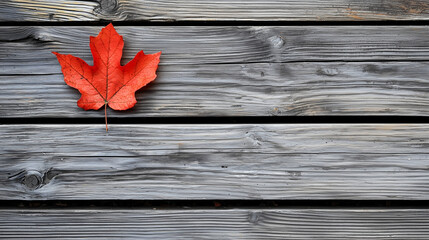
<box><xmin>2</xmin><ymin>26</ymin><xmax>429</xmax><ymax>117</ymax></box>
<box><xmin>3</xmin><ymin>124</ymin><xmax>429</xmax><ymax>200</ymax></box>
<box><xmin>3</xmin><ymin>26</ymin><xmax>429</xmax><ymax>67</ymax></box>
<box><xmin>4</xmin><ymin>62</ymin><xmax>429</xmax><ymax>117</ymax></box>
<box><xmin>1</xmin><ymin>209</ymin><xmax>429</xmax><ymax>239</ymax></box>
<box><xmin>2</xmin><ymin>0</ymin><xmax>429</xmax><ymax>22</ymax></box>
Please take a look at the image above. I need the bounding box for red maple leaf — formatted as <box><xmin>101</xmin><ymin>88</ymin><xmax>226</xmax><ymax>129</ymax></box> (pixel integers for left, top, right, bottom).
<box><xmin>53</xmin><ymin>23</ymin><xmax>161</xmax><ymax>131</ymax></box>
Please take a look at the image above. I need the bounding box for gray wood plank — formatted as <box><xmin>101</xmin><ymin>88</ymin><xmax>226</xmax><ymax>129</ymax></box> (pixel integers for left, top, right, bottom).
<box><xmin>1</xmin><ymin>208</ymin><xmax>429</xmax><ymax>239</ymax></box>
<box><xmin>3</xmin><ymin>26</ymin><xmax>429</xmax><ymax>66</ymax></box>
<box><xmin>2</xmin><ymin>0</ymin><xmax>429</xmax><ymax>22</ymax></box>
<box><xmin>3</xmin><ymin>124</ymin><xmax>429</xmax><ymax>200</ymax></box>
<box><xmin>2</xmin><ymin>26</ymin><xmax>429</xmax><ymax>117</ymax></box>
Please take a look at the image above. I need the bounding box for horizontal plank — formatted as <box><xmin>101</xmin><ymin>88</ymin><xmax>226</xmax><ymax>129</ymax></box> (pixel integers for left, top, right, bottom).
<box><xmin>4</xmin><ymin>62</ymin><xmax>429</xmax><ymax>117</ymax></box>
<box><xmin>1</xmin><ymin>208</ymin><xmax>429</xmax><ymax>239</ymax></box>
<box><xmin>2</xmin><ymin>0</ymin><xmax>429</xmax><ymax>22</ymax></box>
<box><xmin>3</xmin><ymin>26</ymin><xmax>429</xmax><ymax>66</ymax></box>
<box><xmin>2</xmin><ymin>26</ymin><xmax>429</xmax><ymax>117</ymax></box>
<box><xmin>3</xmin><ymin>124</ymin><xmax>429</xmax><ymax>200</ymax></box>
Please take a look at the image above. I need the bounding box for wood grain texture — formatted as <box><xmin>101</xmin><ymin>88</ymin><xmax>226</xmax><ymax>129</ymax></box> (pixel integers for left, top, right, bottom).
<box><xmin>3</xmin><ymin>124</ymin><xmax>429</xmax><ymax>200</ymax></box>
<box><xmin>2</xmin><ymin>0</ymin><xmax>429</xmax><ymax>22</ymax></box>
<box><xmin>1</xmin><ymin>208</ymin><xmax>429</xmax><ymax>239</ymax></box>
<box><xmin>2</xmin><ymin>26</ymin><xmax>429</xmax><ymax>117</ymax></box>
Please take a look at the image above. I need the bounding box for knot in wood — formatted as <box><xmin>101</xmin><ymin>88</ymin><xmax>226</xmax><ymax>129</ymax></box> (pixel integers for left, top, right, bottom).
<box><xmin>267</xmin><ymin>35</ymin><xmax>285</xmax><ymax>49</ymax></box>
<box><xmin>96</xmin><ymin>0</ymin><xmax>119</xmax><ymax>14</ymax></box>
<box><xmin>23</xmin><ymin>170</ymin><xmax>43</xmax><ymax>190</ymax></box>
<box><xmin>248</xmin><ymin>211</ymin><xmax>262</xmax><ymax>224</ymax></box>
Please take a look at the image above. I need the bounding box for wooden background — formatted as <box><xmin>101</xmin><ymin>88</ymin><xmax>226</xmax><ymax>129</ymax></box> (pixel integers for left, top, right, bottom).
<box><xmin>1</xmin><ymin>0</ymin><xmax>429</xmax><ymax>239</ymax></box>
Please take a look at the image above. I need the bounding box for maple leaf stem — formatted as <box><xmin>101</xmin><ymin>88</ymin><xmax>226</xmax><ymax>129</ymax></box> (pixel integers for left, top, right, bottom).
<box><xmin>105</xmin><ymin>103</ymin><xmax>108</xmax><ymax>132</ymax></box>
